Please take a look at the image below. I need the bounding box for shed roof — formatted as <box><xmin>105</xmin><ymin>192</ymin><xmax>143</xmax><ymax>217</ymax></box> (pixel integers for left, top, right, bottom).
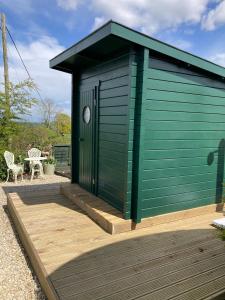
<box><xmin>50</xmin><ymin>20</ymin><xmax>225</xmax><ymax>78</ymax></box>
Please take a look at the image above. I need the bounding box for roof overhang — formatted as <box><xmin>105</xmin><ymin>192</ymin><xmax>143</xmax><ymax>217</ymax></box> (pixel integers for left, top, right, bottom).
<box><xmin>50</xmin><ymin>21</ymin><xmax>132</xmax><ymax>73</ymax></box>
<box><xmin>50</xmin><ymin>21</ymin><xmax>225</xmax><ymax>78</ymax></box>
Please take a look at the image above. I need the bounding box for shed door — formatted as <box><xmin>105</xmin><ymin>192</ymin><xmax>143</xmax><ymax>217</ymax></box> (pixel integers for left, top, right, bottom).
<box><xmin>79</xmin><ymin>86</ymin><xmax>97</xmax><ymax>193</ymax></box>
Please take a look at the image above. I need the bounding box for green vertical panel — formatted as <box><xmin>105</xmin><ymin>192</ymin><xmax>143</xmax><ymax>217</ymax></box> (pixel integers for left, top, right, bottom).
<box><xmin>71</xmin><ymin>73</ymin><xmax>80</xmax><ymax>183</ymax></box>
<box><xmin>79</xmin><ymin>87</ymin><xmax>95</xmax><ymax>192</ymax></box>
<box><xmin>94</xmin><ymin>84</ymin><xmax>100</xmax><ymax>195</ymax></box>
<box><xmin>124</xmin><ymin>48</ymin><xmax>137</xmax><ymax>219</ymax></box>
<box><xmin>131</xmin><ymin>47</ymin><xmax>149</xmax><ymax>223</ymax></box>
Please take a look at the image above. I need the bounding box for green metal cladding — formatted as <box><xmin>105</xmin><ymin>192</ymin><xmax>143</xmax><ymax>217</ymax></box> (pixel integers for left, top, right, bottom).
<box><xmin>50</xmin><ymin>21</ymin><xmax>225</xmax><ymax>222</ymax></box>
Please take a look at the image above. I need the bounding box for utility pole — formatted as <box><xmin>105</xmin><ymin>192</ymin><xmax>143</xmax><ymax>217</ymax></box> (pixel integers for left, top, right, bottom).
<box><xmin>1</xmin><ymin>13</ymin><xmax>10</xmax><ymax>110</ymax></box>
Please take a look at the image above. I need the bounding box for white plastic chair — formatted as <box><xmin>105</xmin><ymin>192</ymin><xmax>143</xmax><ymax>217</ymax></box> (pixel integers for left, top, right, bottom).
<box><xmin>28</xmin><ymin>148</ymin><xmax>44</xmax><ymax>180</ymax></box>
<box><xmin>4</xmin><ymin>151</ymin><xmax>24</xmax><ymax>183</ymax></box>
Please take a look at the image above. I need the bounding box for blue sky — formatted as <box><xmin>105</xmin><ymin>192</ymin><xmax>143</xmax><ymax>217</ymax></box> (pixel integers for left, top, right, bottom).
<box><xmin>1</xmin><ymin>0</ymin><xmax>225</xmax><ymax>121</ymax></box>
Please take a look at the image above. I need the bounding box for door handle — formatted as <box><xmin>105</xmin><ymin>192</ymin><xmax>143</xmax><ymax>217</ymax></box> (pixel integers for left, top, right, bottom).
<box><xmin>79</xmin><ymin>138</ymin><xmax>84</xmax><ymax>142</ymax></box>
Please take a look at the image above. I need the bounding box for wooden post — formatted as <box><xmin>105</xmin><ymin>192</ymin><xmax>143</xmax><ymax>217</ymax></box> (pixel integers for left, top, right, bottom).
<box><xmin>1</xmin><ymin>13</ymin><xmax>10</xmax><ymax>109</ymax></box>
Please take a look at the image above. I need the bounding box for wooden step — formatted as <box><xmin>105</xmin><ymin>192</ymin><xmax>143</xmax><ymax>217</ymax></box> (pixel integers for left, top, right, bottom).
<box><xmin>61</xmin><ymin>183</ymin><xmax>224</xmax><ymax>234</ymax></box>
<box><xmin>60</xmin><ymin>183</ymin><xmax>132</xmax><ymax>234</ymax></box>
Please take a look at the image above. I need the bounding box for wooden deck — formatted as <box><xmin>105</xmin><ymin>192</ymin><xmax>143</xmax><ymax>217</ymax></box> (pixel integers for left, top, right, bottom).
<box><xmin>7</xmin><ymin>184</ymin><xmax>225</xmax><ymax>300</ymax></box>
<box><xmin>61</xmin><ymin>182</ymin><xmax>224</xmax><ymax>234</ymax></box>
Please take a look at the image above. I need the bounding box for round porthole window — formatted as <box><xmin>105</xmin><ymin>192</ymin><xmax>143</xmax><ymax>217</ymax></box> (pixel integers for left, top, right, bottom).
<box><xmin>83</xmin><ymin>106</ymin><xmax>91</xmax><ymax>124</ymax></box>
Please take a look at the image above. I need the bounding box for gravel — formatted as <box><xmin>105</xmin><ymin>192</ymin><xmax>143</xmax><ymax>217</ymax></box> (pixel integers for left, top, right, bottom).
<box><xmin>0</xmin><ymin>175</ymin><xmax>69</xmax><ymax>300</ymax></box>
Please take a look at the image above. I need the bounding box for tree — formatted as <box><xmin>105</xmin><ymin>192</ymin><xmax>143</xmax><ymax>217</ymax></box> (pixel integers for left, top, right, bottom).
<box><xmin>39</xmin><ymin>98</ymin><xmax>58</xmax><ymax>128</ymax></box>
<box><xmin>54</xmin><ymin>112</ymin><xmax>71</xmax><ymax>136</ymax></box>
<box><xmin>10</xmin><ymin>123</ymin><xmax>59</xmax><ymax>154</ymax></box>
<box><xmin>0</xmin><ymin>79</ymin><xmax>38</xmax><ymax>148</ymax></box>
<box><xmin>0</xmin><ymin>79</ymin><xmax>38</xmax><ymax>118</ymax></box>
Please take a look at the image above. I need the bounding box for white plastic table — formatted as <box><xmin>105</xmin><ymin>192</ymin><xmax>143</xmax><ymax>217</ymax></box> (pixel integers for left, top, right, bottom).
<box><xmin>213</xmin><ymin>218</ymin><xmax>225</xmax><ymax>229</ymax></box>
<box><xmin>24</xmin><ymin>157</ymin><xmax>47</xmax><ymax>161</ymax></box>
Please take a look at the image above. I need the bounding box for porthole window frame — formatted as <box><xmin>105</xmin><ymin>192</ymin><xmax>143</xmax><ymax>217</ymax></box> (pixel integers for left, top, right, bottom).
<box><xmin>83</xmin><ymin>106</ymin><xmax>91</xmax><ymax>124</ymax></box>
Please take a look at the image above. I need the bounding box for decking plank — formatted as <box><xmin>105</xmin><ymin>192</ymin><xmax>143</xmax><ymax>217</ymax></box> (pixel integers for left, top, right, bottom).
<box><xmin>7</xmin><ymin>192</ymin><xmax>60</xmax><ymax>300</ymax></box>
<box><xmin>53</xmin><ymin>242</ymin><xmax>224</xmax><ymax>288</ymax></box>
<box><xmin>7</xmin><ymin>186</ymin><xmax>225</xmax><ymax>300</ymax></box>
<box><xmin>173</xmin><ymin>276</ymin><xmax>225</xmax><ymax>300</ymax></box>
<box><xmin>49</xmin><ymin>235</ymin><xmax>221</xmax><ymax>281</ymax></box>
<box><xmin>134</xmin><ymin>265</ymin><xmax>225</xmax><ymax>300</ymax></box>
<box><xmin>56</xmin><ymin>248</ymin><xmax>225</xmax><ymax>299</ymax></box>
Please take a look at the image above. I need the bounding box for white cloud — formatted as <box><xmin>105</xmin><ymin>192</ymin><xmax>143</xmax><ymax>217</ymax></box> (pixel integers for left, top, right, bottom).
<box><xmin>202</xmin><ymin>0</ymin><xmax>225</xmax><ymax>30</ymax></box>
<box><xmin>56</xmin><ymin>0</ymin><xmax>80</xmax><ymax>11</ymax></box>
<box><xmin>90</xmin><ymin>0</ymin><xmax>211</xmax><ymax>34</ymax></box>
<box><xmin>209</xmin><ymin>52</ymin><xmax>225</xmax><ymax>66</ymax></box>
<box><xmin>165</xmin><ymin>39</ymin><xmax>193</xmax><ymax>51</ymax></box>
<box><xmin>0</xmin><ymin>36</ymin><xmax>71</xmax><ymax>121</ymax></box>
<box><xmin>92</xmin><ymin>17</ymin><xmax>106</xmax><ymax>31</ymax></box>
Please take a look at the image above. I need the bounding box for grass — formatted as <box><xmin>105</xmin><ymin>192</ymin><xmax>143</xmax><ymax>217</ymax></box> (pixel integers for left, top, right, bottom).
<box><xmin>218</xmin><ymin>229</ymin><xmax>225</xmax><ymax>241</ymax></box>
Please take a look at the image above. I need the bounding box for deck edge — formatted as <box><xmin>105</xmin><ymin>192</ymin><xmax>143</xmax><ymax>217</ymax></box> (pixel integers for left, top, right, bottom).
<box><xmin>61</xmin><ymin>183</ymin><xmax>224</xmax><ymax>234</ymax></box>
<box><xmin>7</xmin><ymin>192</ymin><xmax>59</xmax><ymax>300</ymax></box>
<box><xmin>60</xmin><ymin>183</ymin><xmax>132</xmax><ymax>234</ymax></box>
<box><xmin>134</xmin><ymin>203</ymin><xmax>224</xmax><ymax>230</ymax></box>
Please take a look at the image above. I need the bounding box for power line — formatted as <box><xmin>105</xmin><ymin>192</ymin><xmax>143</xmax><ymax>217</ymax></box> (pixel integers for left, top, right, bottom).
<box><xmin>1</xmin><ymin>25</ymin><xmax>34</xmax><ymax>101</ymax></box>
<box><xmin>0</xmin><ymin>24</ymin><xmax>44</xmax><ymax>103</ymax></box>
<box><xmin>7</xmin><ymin>43</ymin><xmax>31</xmax><ymax>96</ymax></box>
<box><xmin>7</xmin><ymin>43</ymin><xmax>23</xmax><ymax>82</ymax></box>
<box><xmin>6</xmin><ymin>27</ymin><xmax>33</xmax><ymax>80</ymax></box>
<box><xmin>6</xmin><ymin>26</ymin><xmax>44</xmax><ymax>102</ymax></box>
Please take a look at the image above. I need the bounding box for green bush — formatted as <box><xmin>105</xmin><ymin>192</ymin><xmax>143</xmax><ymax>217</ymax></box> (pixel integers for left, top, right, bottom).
<box><xmin>10</xmin><ymin>123</ymin><xmax>68</xmax><ymax>154</ymax></box>
<box><xmin>44</xmin><ymin>156</ymin><xmax>56</xmax><ymax>165</ymax></box>
<box><xmin>219</xmin><ymin>229</ymin><xmax>225</xmax><ymax>241</ymax></box>
<box><xmin>0</xmin><ymin>152</ymin><xmax>7</xmax><ymax>181</ymax></box>
<box><xmin>0</xmin><ymin>114</ymin><xmax>71</xmax><ymax>182</ymax></box>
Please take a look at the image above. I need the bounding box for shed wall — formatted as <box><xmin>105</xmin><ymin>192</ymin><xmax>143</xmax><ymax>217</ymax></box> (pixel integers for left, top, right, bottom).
<box><xmin>140</xmin><ymin>52</ymin><xmax>225</xmax><ymax>218</ymax></box>
<box><xmin>79</xmin><ymin>53</ymin><xmax>130</xmax><ymax>214</ymax></box>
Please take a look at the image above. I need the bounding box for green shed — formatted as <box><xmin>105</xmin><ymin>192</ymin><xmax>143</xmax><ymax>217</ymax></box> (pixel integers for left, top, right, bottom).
<box><xmin>50</xmin><ymin>21</ymin><xmax>225</xmax><ymax>223</ymax></box>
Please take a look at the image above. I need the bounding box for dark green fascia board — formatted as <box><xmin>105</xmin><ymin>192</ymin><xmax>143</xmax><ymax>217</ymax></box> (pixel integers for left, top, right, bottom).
<box><xmin>50</xmin><ymin>21</ymin><xmax>112</xmax><ymax>70</ymax></box>
<box><xmin>50</xmin><ymin>20</ymin><xmax>225</xmax><ymax>78</ymax></box>
<box><xmin>110</xmin><ymin>22</ymin><xmax>225</xmax><ymax>78</ymax></box>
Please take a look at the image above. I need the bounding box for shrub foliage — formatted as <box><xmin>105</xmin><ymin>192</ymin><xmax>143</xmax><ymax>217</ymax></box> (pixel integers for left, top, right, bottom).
<box><xmin>0</xmin><ymin>80</ymin><xmax>71</xmax><ymax>181</ymax></box>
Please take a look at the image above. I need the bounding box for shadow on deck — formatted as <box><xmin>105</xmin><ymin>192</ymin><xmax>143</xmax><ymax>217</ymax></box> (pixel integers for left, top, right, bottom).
<box><xmin>4</xmin><ymin>182</ymin><xmax>225</xmax><ymax>300</ymax></box>
<box><xmin>50</xmin><ymin>229</ymin><xmax>225</xmax><ymax>300</ymax></box>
